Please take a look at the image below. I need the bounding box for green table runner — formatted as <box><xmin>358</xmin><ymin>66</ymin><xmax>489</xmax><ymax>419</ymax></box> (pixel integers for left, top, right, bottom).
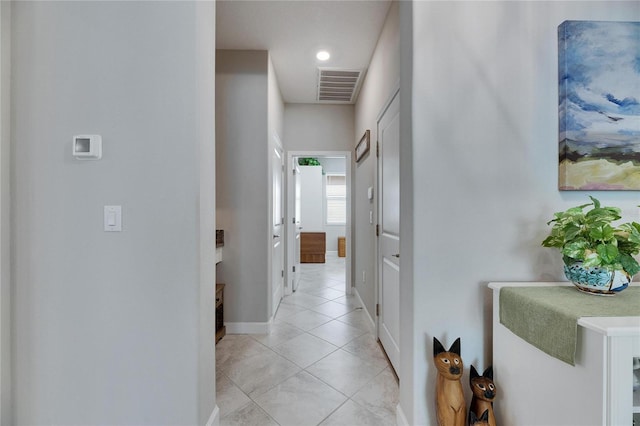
<box><xmin>499</xmin><ymin>286</ymin><xmax>640</xmax><ymax>365</ymax></box>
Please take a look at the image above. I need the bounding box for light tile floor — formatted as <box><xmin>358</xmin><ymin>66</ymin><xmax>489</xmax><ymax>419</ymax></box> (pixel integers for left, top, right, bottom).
<box><xmin>217</xmin><ymin>253</ymin><xmax>399</xmax><ymax>426</ymax></box>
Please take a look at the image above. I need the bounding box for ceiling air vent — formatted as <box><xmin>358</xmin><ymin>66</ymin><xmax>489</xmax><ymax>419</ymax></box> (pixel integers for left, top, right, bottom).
<box><xmin>317</xmin><ymin>68</ymin><xmax>364</xmax><ymax>103</ymax></box>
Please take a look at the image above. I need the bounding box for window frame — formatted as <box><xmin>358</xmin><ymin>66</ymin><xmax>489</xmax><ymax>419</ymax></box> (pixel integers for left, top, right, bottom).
<box><xmin>324</xmin><ymin>173</ymin><xmax>347</xmax><ymax>226</ymax></box>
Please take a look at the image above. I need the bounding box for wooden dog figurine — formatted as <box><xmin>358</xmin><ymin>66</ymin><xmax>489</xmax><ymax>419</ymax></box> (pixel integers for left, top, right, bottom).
<box><xmin>469</xmin><ymin>409</ymin><xmax>489</xmax><ymax>425</ymax></box>
<box><xmin>434</xmin><ymin>337</ymin><xmax>466</xmax><ymax>426</ymax></box>
<box><xmin>469</xmin><ymin>365</ymin><xmax>496</xmax><ymax>426</ymax></box>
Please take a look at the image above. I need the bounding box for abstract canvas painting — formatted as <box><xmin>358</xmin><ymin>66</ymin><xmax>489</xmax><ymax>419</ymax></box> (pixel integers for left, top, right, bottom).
<box><xmin>558</xmin><ymin>20</ymin><xmax>640</xmax><ymax>190</ymax></box>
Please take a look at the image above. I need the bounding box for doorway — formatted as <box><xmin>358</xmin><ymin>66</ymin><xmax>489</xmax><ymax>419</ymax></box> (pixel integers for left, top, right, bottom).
<box><xmin>285</xmin><ymin>151</ymin><xmax>352</xmax><ymax>298</ymax></box>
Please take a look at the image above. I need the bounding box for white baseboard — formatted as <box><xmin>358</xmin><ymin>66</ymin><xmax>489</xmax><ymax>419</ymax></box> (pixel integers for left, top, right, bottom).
<box><xmin>206</xmin><ymin>405</ymin><xmax>220</xmax><ymax>426</ymax></box>
<box><xmin>353</xmin><ymin>287</ymin><xmax>376</xmax><ymax>331</ymax></box>
<box><xmin>396</xmin><ymin>403</ymin><xmax>409</xmax><ymax>426</ymax></box>
<box><xmin>226</xmin><ymin>320</ymin><xmax>272</xmax><ymax>335</ymax></box>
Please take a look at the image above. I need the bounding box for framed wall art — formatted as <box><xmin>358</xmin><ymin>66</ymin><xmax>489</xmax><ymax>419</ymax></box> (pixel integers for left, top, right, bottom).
<box><xmin>356</xmin><ymin>130</ymin><xmax>370</xmax><ymax>163</ymax></box>
<box><xmin>558</xmin><ymin>20</ymin><xmax>640</xmax><ymax>190</ymax></box>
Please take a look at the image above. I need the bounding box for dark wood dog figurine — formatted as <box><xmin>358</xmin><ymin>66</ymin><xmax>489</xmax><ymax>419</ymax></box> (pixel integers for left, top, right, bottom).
<box><xmin>434</xmin><ymin>337</ymin><xmax>466</xmax><ymax>426</ymax></box>
<box><xmin>469</xmin><ymin>409</ymin><xmax>489</xmax><ymax>425</ymax></box>
<box><xmin>469</xmin><ymin>365</ymin><xmax>496</xmax><ymax>426</ymax></box>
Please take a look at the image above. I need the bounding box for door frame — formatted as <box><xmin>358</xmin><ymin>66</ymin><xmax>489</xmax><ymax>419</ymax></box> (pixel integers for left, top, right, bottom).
<box><xmin>374</xmin><ymin>83</ymin><xmax>400</xmax><ymax>341</ymax></box>
<box><xmin>0</xmin><ymin>3</ymin><xmax>10</xmax><ymax>422</ymax></box>
<box><xmin>285</xmin><ymin>150</ymin><xmax>352</xmax><ymax>296</ymax></box>
<box><xmin>270</xmin><ymin>134</ymin><xmax>285</xmax><ymax>319</ymax></box>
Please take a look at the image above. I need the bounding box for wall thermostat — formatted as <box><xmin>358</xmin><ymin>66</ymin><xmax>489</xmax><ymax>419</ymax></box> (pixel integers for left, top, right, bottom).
<box><xmin>73</xmin><ymin>135</ymin><xmax>102</xmax><ymax>160</ymax></box>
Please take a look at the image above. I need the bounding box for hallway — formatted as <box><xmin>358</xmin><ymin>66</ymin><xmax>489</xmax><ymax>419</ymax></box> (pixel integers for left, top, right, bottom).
<box><xmin>216</xmin><ymin>254</ymin><xmax>399</xmax><ymax>425</ymax></box>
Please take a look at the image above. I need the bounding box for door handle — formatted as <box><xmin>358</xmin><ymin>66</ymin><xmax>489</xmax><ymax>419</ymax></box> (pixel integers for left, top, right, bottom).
<box><xmin>273</xmin><ymin>234</ymin><xmax>280</xmax><ymax>239</ymax></box>
<box><xmin>392</xmin><ymin>253</ymin><xmax>400</xmax><ymax>258</ymax></box>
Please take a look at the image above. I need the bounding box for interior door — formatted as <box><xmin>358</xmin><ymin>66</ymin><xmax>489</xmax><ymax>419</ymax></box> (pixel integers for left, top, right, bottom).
<box><xmin>272</xmin><ymin>145</ymin><xmax>284</xmax><ymax>317</ymax></box>
<box><xmin>293</xmin><ymin>162</ymin><xmax>302</xmax><ymax>291</ymax></box>
<box><xmin>377</xmin><ymin>90</ymin><xmax>400</xmax><ymax>373</ymax></box>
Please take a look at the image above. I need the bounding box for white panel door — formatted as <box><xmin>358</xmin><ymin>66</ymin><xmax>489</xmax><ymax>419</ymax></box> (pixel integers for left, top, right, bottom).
<box><xmin>272</xmin><ymin>146</ymin><xmax>284</xmax><ymax>316</ymax></box>
<box><xmin>377</xmin><ymin>90</ymin><xmax>400</xmax><ymax>374</ymax></box>
<box><xmin>293</xmin><ymin>163</ymin><xmax>302</xmax><ymax>291</ymax></box>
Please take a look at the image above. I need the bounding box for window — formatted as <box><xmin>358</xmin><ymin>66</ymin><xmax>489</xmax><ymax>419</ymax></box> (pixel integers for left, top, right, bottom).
<box><xmin>326</xmin><ymin>174</ymin><xmax>346</xmax><ymax>224</ymax></box>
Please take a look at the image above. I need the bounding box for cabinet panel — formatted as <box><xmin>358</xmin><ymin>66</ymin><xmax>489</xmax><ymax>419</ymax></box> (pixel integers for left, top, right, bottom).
<box><xmin>215</xmin><ymin>283</ymin><xmax>225</xmax><ymax>344</ymax></box>
<box><xmin>300</xmin><ymin>232</ymin><xmax>325</xmax><ymax>263</ymax></box>
<box><xmin>490</xmin><ymin>282</ymin><xmax>640</xmax><ymax>426</ymax></box>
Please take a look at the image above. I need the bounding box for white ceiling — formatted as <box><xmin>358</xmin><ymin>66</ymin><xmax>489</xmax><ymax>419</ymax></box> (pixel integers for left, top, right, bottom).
<box><xmin>216</xmin><ymin>0</ymin><xmax>392</xmax><ymax>104</ymax></box>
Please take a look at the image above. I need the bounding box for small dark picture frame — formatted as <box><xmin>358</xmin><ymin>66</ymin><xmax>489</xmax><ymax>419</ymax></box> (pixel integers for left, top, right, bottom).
<box><xmin>355</xmin><ymin>130</ymin><xmax>370</xmax><ymax>163</ymax></box>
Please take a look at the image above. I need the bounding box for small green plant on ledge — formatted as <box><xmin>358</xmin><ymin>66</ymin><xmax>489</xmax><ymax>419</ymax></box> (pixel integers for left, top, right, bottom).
<box><xmin>298</xmin><ymin>157</ymin><xmax>321</xmax><ymax>166</ymax></box>
<box><xmin>542</xmin><ymin>196</ymin><xmax>640</xmax><ymax>275</ymax></box>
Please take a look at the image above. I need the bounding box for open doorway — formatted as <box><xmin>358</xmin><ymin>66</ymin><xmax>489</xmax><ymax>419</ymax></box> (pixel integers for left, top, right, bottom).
<box><xmin>285</xmin><ymin>151</ymin><xmax>352</xmax><ymax>299</ymax></box>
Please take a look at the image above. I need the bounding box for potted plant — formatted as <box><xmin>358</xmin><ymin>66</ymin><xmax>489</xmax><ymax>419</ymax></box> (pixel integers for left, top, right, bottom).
<box><xmin>542</xmin><ymin>196</ymin><xmax>640</xmax><ymax>295</ymax></box>
<box><xmin>298</xmin><ymin>157</ymin><xmax>321</xmax><ymax>166</ymax></box>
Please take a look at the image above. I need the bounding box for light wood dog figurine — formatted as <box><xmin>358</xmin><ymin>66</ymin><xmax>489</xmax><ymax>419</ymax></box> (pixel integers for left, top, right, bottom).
<box><xmin>469</xmin><ymin>365</ymin><xmax>496</xmax><ymax>426</ymax></box>
<box><xmin>434</xmin><ymin>337</ymin><xmax>466</xmax><ymax>426</ymax></box>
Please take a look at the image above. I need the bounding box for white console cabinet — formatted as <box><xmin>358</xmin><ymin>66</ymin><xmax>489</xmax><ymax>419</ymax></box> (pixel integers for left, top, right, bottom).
<box><xmin>489</xmin><ymin>282</ymin><xmax>640</xmax><ymax>426</ymax></box>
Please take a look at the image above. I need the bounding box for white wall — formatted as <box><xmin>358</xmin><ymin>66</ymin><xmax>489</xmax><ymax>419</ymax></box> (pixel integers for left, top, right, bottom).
<box><xmin>268</xmin><ymin>56</ymin><xmax>285</xmax><ymax>154</ymax></box>
<box><xmin>0</xmin><ymin>2</ymin><xmax>10</xmax><ymax>422</ymax></box>
<box><xmin>11</xmin><ymin>2</ymin><xmax>216</xmax><ymax>424</ymax></box>
<box><xmin>196</xmin><ymin>2</ymin><xmax>217</xmax><ymax>423</ymax></box>
<box><xmin>353</xmin><ymin>1</ymin><xmax>399</xmax><ymax>328</ymax></box>
<box><xmin>318</xmin><ymin>157</ymin><xmax>346</xmax><ymax>175</ymax></box>
<box><xmin>398</xmin><ymin>2</ymin><xmax>414</xmax><ymax>424</ymax></box>
<box><xmin>284</xmin><ymin>104</ymin><xmax>354</xmax><ymax>152</ymax></box>
<box><xmin>407</xmin><ymin>2</ymin><xmax>640</xmax><ymax>424</ymax></box>
<box><xmin>216</xmin><ymin>50</ymin><xmax>270</xmax><ymax>326</ymax></box>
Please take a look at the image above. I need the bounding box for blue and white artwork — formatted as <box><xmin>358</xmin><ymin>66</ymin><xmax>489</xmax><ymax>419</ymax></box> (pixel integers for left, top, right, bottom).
<box><xmin>559</xmin><ymin>20</ymin><xmax>640</xmax><ymax>190</ymax></box>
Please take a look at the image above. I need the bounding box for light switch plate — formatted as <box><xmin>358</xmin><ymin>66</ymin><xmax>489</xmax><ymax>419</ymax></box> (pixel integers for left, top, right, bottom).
<box><xmin>104</xmin><ymin>206</ymin><xmax>122</xmax><ymax>232</ymax></box>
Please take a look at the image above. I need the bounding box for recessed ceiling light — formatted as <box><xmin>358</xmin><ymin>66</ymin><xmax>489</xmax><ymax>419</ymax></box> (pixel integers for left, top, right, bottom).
<box><xmin>316</xmin><ymin>50</ymin><xmax>330</xmax><ymax>61</ymax></box>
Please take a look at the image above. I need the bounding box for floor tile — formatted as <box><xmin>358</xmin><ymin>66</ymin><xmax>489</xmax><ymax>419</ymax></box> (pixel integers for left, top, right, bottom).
<box><xmin>336</xmin><ymin>309</ymin><xmax>374</xmax><ymax>333</ymax></box>
<box><xmin>279</xmin><ymin>309</ymin><xmax>333</xmax><ymax>331</ymax></box>
<box><xmin>254</xmin><ymin>371</ymin><xmax>347</xmax><ymax>426</ymax></box>
<box><xmin>324</xmin><ymin>274</ymin><xmax>346</xmax><ymax>285</ymax></box>
<box><xmin>216</xmin><ymin>253</ymin><xmax>399</xmax><ymax>426</ymax></box>
<box><xmin>275</xmin><ymin>302</ymin><xmax>308</xmax><ymax>320</ymax></box>
<box><xmin>282</xmin><ymin>291</ymin><xmax>329</xmax><ymax>308</ymax></box>
<box><xmin>342</xmin><ymin>334</ymin><xmax>391</xmax><ymax>371</ymax></box>
<box><xmin>308</xmin><ymin>319</ymin><xmax>367</xmax><ymax>347</ymax></box>
<box><xmin>220</xmin><ymin>401</ymin><xmax>279</xmax><ymax>426</ymax></box>
<box><xmin>332</xmin><ymin>294</ymin><xmax>362</xmax><ymax>310</ymax></box>
<box><xmin>319</xmin><ymin>400</ymin><xmax>391</xmax><ymax>426</ymax></box>
<box><xmin>216</xmin><ymin>334</ymin><xmax>272</xmax><ymax>373</ymax></box>
<box><xmin>251</xmin><ymin>321</ymin><xmax>304</xmax><ymax>348</ymax></box>
<box><xmin>328</xmin><ymin>280</ymin><xmax>347</xmax><ymax>290</ymax></box>
<box><xmin>305</xmin><ymin>287</ymin><xmax>346</xmax><ymax>300</ymax></box>
<box><xmin>216</xmin><ymin>373</ymin><xmax>252</xmax><ymax>419</ymax></box>
<box><xmin>351</xmin><ymin>368</ymin><xmax>399</xmax><ymax>424</ymax></box>
<box><xmin>225</xmin><ymin>350</ymin><xmax>301</xmax><ymax>398</ymax></box>
<box><xmin>307</xmin><ymin>349</ymin><xmax>387</xmax><ymax>396</ymax></box>
<box><xmin>273</xmin><ymin>333</ymin><xmax>339</xmax><ymax>368</ymax></box>
<box><xmin>308</xmin><ymin>300</ymin><xmax>356</xmax><ymax>319</ymax></box>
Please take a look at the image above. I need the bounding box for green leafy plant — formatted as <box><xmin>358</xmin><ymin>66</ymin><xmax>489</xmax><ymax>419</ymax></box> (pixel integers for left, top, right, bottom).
<box><xmin>298</xmin><ymin>157</ymin><xmax>321</xmax><ymax>166</ymax></box>
<box><xmin>542</xmin><ymin>196</ymin><xmax>640</xmax><ymax>276</ymax></box>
